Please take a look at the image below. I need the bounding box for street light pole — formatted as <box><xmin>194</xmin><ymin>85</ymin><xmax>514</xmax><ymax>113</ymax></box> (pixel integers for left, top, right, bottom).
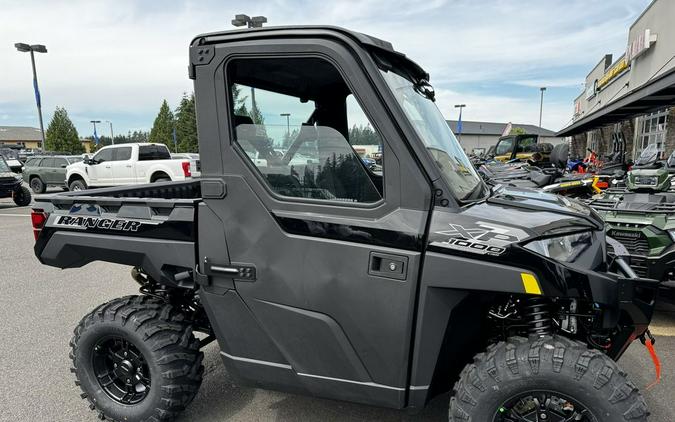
<box><xmin>539</xmin><ymin>87</ymin><xmax>547</xmax><ymax>128</ymax></box>
<box><xmin>90</xmin><ymin>120</ymin><xmax>101</xmax><ymax>147</ymax></box>
<box><xmin>454</xmin><ymin>104</ymin><xmax>466</xmax><ymax>142</ymax></box>
<box><xmin>106</xmin><ymin>121</ymin><xmax>115</xmax><ymax>145</ymax></box>
<box><xmin>280</xmin><ymin>113</ymin><xmax>290</xmax><ymax>137</ymax></box>
<box><xmin>15</xmin><ymin>43</ymin><xmax>47</xmax><ymax>151</ymax></box>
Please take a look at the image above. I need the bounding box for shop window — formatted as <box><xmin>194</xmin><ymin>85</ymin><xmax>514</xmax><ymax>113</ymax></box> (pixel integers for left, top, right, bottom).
<box><xmin>638</xmin><ymin>108</ymin><xmax>669</xmax><ymax>156</ymax></box>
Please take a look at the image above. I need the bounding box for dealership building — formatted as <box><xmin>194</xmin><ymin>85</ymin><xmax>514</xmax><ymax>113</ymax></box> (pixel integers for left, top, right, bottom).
<box><xmin>0</xmin><ymin>126</ymin><xmax>43</xmax><ymax>150</ymax></box>
<box><xmin>558</xmin><ymin>0</ymin><xmax>675</xmax><ymax>161</ymax></box>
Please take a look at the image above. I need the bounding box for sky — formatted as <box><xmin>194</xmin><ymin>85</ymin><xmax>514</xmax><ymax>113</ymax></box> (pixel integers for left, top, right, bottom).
<box><xmin>0</xmin><ymin>0</ymin><xmax>653</xmax><ymax>139</ymax></box>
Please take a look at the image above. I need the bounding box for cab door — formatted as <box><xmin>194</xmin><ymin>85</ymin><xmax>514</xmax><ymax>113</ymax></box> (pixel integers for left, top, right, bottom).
<box><xmin>110</xmin><ymin>146</ymin><xmax>135</xmax><ymax>185</ymax></box>
<box><xmin>195</xmin><ymin>43</ymin><xmax>431</xmax><ymax>408</ymax></box>
<box><xmin>88</xmin><ymin>148</ymin><xmax>114</xmax><ymax>185</ymax></box>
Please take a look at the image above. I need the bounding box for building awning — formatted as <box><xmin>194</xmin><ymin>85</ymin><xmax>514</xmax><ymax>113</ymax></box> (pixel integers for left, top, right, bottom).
<box><xmin>557</xmin><ymin>65</ymin><xmax>675</xmax><ymax>137</ymax></box>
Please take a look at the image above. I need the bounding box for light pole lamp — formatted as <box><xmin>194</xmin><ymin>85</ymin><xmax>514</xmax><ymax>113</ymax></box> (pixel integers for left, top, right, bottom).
<box><xmin>539</xmin><ymin>87</ymin><xmax>547</xmax><ymax>128</ymax></box>
<box><xmin>106</xmin><ymin>120</ymin><xmax>115</xmax><ymax>145</ymax></box>
<box><xmin>15</xmin><ymin>42</ymin><xmax>48</xmax><ymax>151</ymax></box>
<box><xmin>454</xmin><ymin>104</ymin><xmax>466</xmax><ymax>141</ymax></box>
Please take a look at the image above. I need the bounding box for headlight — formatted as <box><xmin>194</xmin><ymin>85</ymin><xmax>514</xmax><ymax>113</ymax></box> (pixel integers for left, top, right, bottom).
<box><xmin>524</xmin><ymin>231</ymin><xmax>593</xmax><ymax>262</ymax></box>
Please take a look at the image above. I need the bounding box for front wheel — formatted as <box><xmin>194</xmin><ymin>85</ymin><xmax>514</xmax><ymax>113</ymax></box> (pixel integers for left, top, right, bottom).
<box><xmin>30</xmin><ymin>177</ymin><xmax>46</xmax><ymax>194</ymax></box>
<box><xmin>12</xmin><ymin>186</ymin><xmax>31</xmax><ymax>206</ymax></box>
<box><xmin>449</xmin><ymin>336</ymin><xmax>648</xmax><ymax>421</ymax></box>
<box><xmin>70</xmin><ymin>296</ymin><xmax>204</xmax><ymax>422</ymax></box>
<box><xmin>69</xmin><ymin>179</ymin><xmax>87</xmax><ymax>191</ymax></box>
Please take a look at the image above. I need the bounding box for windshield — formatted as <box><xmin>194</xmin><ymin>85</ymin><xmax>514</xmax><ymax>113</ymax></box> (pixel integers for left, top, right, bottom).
<box><xmin>635</xmin><ymin>144</ymin><xmax>659</xmax><ymax>166</ymax></box>
<box><xmin>379</xmin><ymin>69</ymin><xmax>486</xmax><ymax>201</ymax></box>
<box><xmin>0</xmin><ymin>157</ymin><xmax>11</xmax><ymax>172</ymax></box>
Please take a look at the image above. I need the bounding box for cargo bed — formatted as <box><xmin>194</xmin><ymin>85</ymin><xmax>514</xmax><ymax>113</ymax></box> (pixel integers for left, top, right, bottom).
<box><xmin>32</xmin><ymin>180</ymin><xmax>202</xmax><ymax>287</ymax></box>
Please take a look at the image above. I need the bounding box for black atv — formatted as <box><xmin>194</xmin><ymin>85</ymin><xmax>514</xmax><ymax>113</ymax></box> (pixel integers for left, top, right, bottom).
<box><xmin>0</xmin><ymin>155</ymin><xmax>31</xmax><ymax>207</ymax></box>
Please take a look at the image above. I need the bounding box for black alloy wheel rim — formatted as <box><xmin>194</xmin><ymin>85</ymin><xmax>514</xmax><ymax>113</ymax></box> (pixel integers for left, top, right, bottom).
<box><xmin>494</xmin><ymin>390</ymin><xmax>597</xmax><ymax>422</ymax></box>
<box><xmin>92</xmin><ymin>336</ymin><xmax>151</xmax><ymax>405</ymax></box>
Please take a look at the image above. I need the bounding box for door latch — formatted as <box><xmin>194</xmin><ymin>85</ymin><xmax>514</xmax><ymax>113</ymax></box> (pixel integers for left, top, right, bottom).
<box><xmin>203</xmin><ymin>257</ymin><xmax>256</xmax><ymax>281</ymax></box>
<box><xmin>368</xmin><ymin>252</ymin><xmax>408</xmax><ymax>281</ymax></box>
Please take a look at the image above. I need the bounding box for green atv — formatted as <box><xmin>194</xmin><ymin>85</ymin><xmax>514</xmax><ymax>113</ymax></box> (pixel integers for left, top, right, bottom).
<box><xmin>588</xmin><ymin>143</ymin><xmax>675</xmax><ymax>302</ymax></box>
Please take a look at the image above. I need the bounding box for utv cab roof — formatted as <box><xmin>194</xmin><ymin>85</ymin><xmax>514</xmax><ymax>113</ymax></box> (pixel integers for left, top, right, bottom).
<box><xmin>188</xmin><ymin>25</ymin><xmax>429</xmax><ymax>83</ymax></box>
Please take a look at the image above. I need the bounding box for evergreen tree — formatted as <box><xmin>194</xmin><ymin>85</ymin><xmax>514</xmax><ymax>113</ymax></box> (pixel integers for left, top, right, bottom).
<box><xmin>232</xmin><ymin>84</ymin><xmax>249</xmax><ymax>116</ymax></box>
<box><xmin>348</xmin><ymin>124</ymin><xmax>381</xmax><ymax>145</ymax></box>
<box><xmin>175</xmin><ymin>93</ymin><xmax>199</xmax><ymax>152</ymax></box>
<box><xmin>45</xmin><ymin>106</ymin><xmax>84</xmax><ymax>154</ymax></box>
<box><xmin>148</xmin><ymin>100</ymin><xmax>175</xmax><ymax>146</ymax></box>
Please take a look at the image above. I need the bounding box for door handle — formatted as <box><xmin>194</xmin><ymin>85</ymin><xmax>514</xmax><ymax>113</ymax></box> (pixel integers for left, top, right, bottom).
<box><xmin>368</xmin><ymin>252</ymin><xmax>408</xmax><ymax>281</ymax></box>
<box><xmin>125</xmin><ymin>165</ymin><xmax>132</xmax><ymax>168</ymax></box>
<box><xmin>105</xmin><ymin>165</ymin><xmax>111</xmax><ymax>169</ymax></box>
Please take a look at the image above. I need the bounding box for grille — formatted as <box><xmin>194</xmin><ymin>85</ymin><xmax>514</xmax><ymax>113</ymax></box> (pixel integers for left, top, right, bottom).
<box><xmin>629</xmin><ymin>256</ymin><xmax>649</xmax><ymax>278</ymax></box>
<box><xmin>609</xmin><ymin>230</ymin><xmax>650</xmax><ymax>256</ymax></box>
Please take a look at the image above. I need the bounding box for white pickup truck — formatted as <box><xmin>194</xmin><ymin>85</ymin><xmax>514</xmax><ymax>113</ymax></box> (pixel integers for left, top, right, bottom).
<box><xmin>65</xmin><ymin>143</ymin><xmax>193</xmax><ymax>191</ymax></box>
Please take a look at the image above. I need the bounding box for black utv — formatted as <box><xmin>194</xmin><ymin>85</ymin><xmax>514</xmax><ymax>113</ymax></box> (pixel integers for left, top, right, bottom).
<box><xmin>32</xmin><ymin>25</ymin><xmax>658</xmax><ymax>422</ymax></box>
<box><xmin>0</xmin><ymin>155</ymin><xmax>31</xmax><ymax>206</ymax></box>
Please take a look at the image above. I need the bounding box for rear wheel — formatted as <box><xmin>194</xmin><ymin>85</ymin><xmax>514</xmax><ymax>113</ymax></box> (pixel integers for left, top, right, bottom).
<box><xmin>12</xmin><ymin>186</ymin><xmax>31</xmax><ymax>206</ymax></box>
<box><xmin>70</xmin><ymin>296</ymin><xmax>203</xmax><ymax>422</ymax></box>
<box><xmin>69</xmin><ymin>179</ymin><xmax>87</xmax><ymax>191</ymax></box>
<box><xmin>30</xmin><ymin>177</ymin><xmax>46</xmax><ymax>194</ymax></box>
<box><xmin>449</xmin><ymin>336</ymin><xmax>648</xmax><ymax>421</ymax></box>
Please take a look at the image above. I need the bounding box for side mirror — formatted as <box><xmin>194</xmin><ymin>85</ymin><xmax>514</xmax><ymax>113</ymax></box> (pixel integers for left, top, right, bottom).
<box><xmin>61</xmin><ymin>164</ymin><xmax>67</xmax><ymax>168</ymax></box>
<box><xmin>83</xmin><ymin>157</ymin><xmax>91</xmax><ymax>165</ymax></box>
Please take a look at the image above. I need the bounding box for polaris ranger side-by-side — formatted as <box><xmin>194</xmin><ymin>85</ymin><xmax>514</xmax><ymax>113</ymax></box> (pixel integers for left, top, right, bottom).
<box><xmin>0</xmin><ymin>155</ymin><xmax>31</xmax><ymax>206</ymax></box>
<box><xmin>32</xmin><ymin>26</ymin><xmax>658</xmax><ymax>421</ymax></box>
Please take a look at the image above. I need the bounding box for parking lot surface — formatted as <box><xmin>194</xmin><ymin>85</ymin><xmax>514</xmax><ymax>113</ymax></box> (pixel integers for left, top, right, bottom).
<box><xmin>1</xmin><ymin>194</ymin><xmax>673</xmax><ymax>421</ymax></box>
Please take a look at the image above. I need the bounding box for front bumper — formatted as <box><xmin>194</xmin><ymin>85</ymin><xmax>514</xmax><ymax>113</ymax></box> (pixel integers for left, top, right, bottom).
<box><xmin>0</xmin><ymin>180</ymin><xmax>22</xmax><ymax>198</ymax></box>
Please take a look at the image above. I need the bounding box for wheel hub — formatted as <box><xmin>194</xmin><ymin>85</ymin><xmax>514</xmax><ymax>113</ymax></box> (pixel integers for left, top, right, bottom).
<box><xmin>495</xmin><ymin>391</ymin><xmax>596</xmax><ymax>422</ymax></box>
<box><xmin>92</xmin><ymin>336</ymin><xmax>150</xmax><ymax>405</ymax></box>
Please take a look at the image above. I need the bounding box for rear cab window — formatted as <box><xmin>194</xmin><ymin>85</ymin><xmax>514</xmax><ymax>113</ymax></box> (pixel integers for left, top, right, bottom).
<box><xmin>139</xmin><ymin>145</ymin><xmax>171</xmax><ymax>161</ymax></box>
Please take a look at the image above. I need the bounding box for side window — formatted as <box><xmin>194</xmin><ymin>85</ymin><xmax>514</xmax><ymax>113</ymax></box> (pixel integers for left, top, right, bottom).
<box><xmin>94</xmin><ymin>149</ymin><xmax>113</xmax><ymax>163</ymax></box>
<box><xmin>495</xmin><ymin>138</ymin><xmax>514</xmax><ymax>156</ymax></box>
<box><xmin>139</xmin><ymin>145</ymin><xmax>171</xmax><ymax>160</ymax></box>
<box><xmin>42</xmin><ymin>158</ymin><xmax>55</xmax><ymax>168</ymax></box>
<box><xmin>114</xmin><ymin>147</ymin><xmax>132</xmax><ymax>161</ymax></box>
<box><xmin>517</xmin><ymin>136</ymin><xmax>537</xmax><ymax>153</ymax></box>
<box><xmin>228</xmin><ymin>57</ymin><xmax>383</xmax><ymax>203</ymax></box>
<box><xmin>346</xmin><ymin>95</ymin><xmax>382</xmax><ymax>174</ymax></box>
<box><xmin>54</xmin><ymin>158</ymin><xmax>68</xmax><ymax>168</ymax></box>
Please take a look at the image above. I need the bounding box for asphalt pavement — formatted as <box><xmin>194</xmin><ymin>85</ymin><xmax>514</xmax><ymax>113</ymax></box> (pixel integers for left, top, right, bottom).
<box><xmin>0</xmin><ymin>192</ymin><xmax>673</xmax><ymax>421</ymax></box>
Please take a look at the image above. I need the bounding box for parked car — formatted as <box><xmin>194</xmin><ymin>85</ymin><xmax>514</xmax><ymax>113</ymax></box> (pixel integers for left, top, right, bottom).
<box><xmin>66</xmin><ymin>143</ymin><xmax>193</xmax><ymax>191</ymax></box>
<box><xmin>31</xmin><ymin>25</ymin><xmax>656</xmax><ymax>422</ymax></box>
<box><xmin>23</xmin><ymin>155</ymin><xmax>82</xmax><ymax>193</ymax></box>
<box><xmin>0</xmin><ymin>155</ymin><xmax>31</xmax><ymax>206</ymax></box>
<box><xmin>171</xmin><ymin>152</ymin><xmax>201</xmax><ymax>177</ymax></box>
